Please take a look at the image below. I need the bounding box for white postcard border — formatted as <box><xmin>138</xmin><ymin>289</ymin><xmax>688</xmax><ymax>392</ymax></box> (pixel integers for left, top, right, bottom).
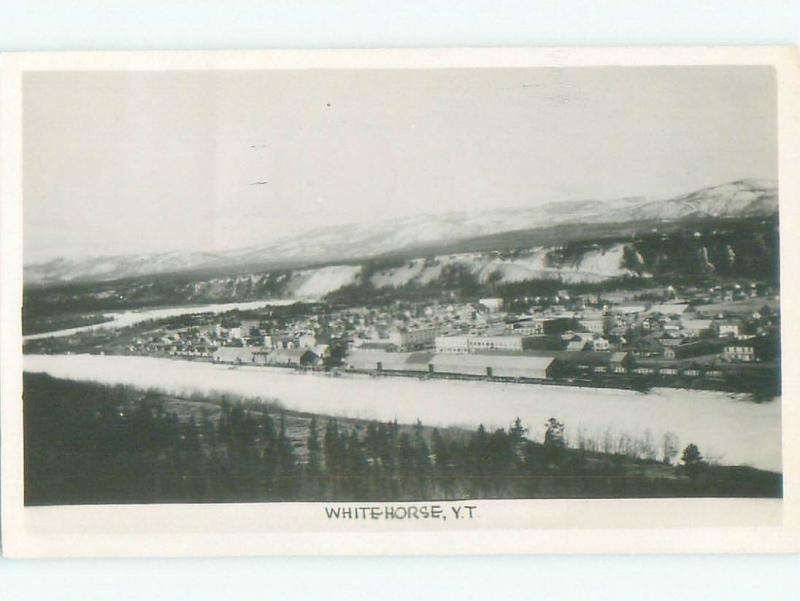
<box><xmin>2</xmin><ymin>46</ymin><xmax>799</xmax><ymax>558</ymax></box>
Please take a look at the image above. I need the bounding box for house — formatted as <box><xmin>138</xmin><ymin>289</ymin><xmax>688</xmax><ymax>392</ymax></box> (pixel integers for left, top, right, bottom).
<box><xmin>624</xmin><ymin>335</ymin><xmax>665</xmax><ymax>358</ymax></box>
<box><xmin>714</xmin><ymin>321</ymin><xmax>741</xmax><ymax>338</ymax></box>
<box><xmin>723</xmin><ymin>335</ymin><xmax>777</xmax><ymax>362</ymax></box>
<box><xmin>213</xmin><ymin>346</ymin><xmax>257</xmax><ymax>364</ymax></box>
<box><xmin>680</xmin><ymin>319</ymin><xmax>712</xmax><ymax>338</ymax></box>
<box><xmin>663</xmin><ymin>340</ymin><xmax>723</xmax><ymax>360</ymax></box>
<box><xmin>723</xmin><ymin>341</ymin><xmax>757</xmax><ymax>362</ymax></box>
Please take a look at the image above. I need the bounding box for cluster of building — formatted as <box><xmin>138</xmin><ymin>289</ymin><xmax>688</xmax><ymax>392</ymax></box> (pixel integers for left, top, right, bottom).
<box><xmin>341</xmin><ymin>286</ymin><xmax>778</xmax><ymax>383</ymax></box>
<box><xmin>126</xmin><ymin>317</ymin><xmax>325</xmax><ymax>361</ymax></box>
<box><xmin>121</xmin><ymin>281</ymin><xmax>778</xmax><ymax>387</ymax></box>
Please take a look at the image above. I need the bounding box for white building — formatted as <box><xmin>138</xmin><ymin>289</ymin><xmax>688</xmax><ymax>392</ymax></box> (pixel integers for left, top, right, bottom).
<box><xmin>715</xmin><ymin>322</ymin><xmax>740</xmax><ymax>338</ymax></box>
<box><xmin>723</xmin><ymin>342</ymin><xmax>756</xmax><ymax>362</ymax></box>
<box><xmin>680</xmin><ymin>319</ymin><xmax>712</xmax><ymax>338</ymax></box>
<box><xmin>578</xmin><ymin>318</ymin><xmax>605</xmax><ymax>335</ymax></box>
<box><xmin>387</xmin><ymin>326</ymin><xmax>440</xmax><ymax>351</ymax></box>
<box><xmin>467</xmin><ymin>335</ymin><xmax>526</xmax><ymax>352</ymax></box>
<box><xmin>478</xmin><ymin>297</ymin><xmax>504</xmax><ymax>312</ymax></box>
<box><xmin>435</xmin><ymin>334</ymin><xmax>530</xmax><ymax>354</ymax></box>
<box><xmin>435</xmin><ymin>335</ymin><xmax>471</xmax><ymax>354</ymax></box>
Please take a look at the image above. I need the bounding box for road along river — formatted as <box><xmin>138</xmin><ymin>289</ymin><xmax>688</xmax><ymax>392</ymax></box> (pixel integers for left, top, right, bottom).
<box><xmin>23</xmin><ymin>354</ymin><xmax>782</xmax><ymax>472</ymax></box>
<box><xmin>23</xmin><ymin>299</ymin><xmax>297</xmax><ymax>341</ymax></box>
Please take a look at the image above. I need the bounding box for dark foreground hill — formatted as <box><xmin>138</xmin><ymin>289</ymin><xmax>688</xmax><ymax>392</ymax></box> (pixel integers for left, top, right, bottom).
<box><xmin>24</xmin><ymin>373</ymin><xmax>781</xmax><ymax>505</ymax></box>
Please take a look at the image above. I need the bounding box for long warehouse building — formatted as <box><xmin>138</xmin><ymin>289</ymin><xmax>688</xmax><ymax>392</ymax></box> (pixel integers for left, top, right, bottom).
<box><xmin>346</xmin><ymin>351</ymin><xmax>555</xmax><ymax>380</ymax></box>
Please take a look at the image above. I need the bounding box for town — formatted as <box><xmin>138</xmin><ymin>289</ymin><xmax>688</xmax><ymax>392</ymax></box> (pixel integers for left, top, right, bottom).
<box><xmin>27</xmin><ymin>277</ymin><xmax>780</xmax><ymax>396</ymax></box>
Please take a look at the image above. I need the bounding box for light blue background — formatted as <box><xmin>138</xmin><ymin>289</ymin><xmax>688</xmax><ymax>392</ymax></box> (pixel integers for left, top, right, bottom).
<box><xmin>1</xmin><ymin>1</ymin><xmax>799</xmax><ymax>599</ymax></box>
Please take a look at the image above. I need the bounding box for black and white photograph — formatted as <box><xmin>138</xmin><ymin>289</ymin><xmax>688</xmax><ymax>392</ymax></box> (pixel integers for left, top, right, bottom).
<box><xmin>1</xmin><ymin>47</ymin><xmax>799</xmax><ymax>557</ymax></box>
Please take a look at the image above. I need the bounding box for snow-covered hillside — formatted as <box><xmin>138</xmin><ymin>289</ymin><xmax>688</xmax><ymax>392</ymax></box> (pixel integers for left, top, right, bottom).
<box><xmin>367</xmin><ymin>244</ymin><xmax>635</xmax><ymax>292</ymax></box>
<box><xmin>616</xmin><ymin>179</ymin><xmax>778</xmax><ymax>222</ymax></box>
<box><xmin>25</xmin><ymin>179</ymin><xmax>777</xmax><ymax>286</ymax></box>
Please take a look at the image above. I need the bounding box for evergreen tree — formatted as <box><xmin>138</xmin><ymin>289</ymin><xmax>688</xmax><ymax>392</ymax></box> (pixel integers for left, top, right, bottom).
<box><xmin>467</xmin><ymin>424</ymin><xmax>490</xmax><ymax>475</ymax></box>
<box><xmin>431</xmin><ymin>428</ymin><xmax>449</xmax><ymax>469</ymax></box>
<box><xmin>275</xmin><ymin>414</ymin><xmax>297</xmax><ymax>497</ymax></box>
<box><xmin>398</xmin><ymin>433</ymin><xmax>415</xmax><ymax>474</ymax></box>
<box><xmin>487</xmin><ymin>428</ymin><xmax>514</xmax><ymax>474</ymax></box>
<box><xmin>681</xmin><ymin>443</ymin><xmax>703</xmax><ymax>465</ymax></box>
<box><xmin>307</xmin><ymin>415</ymin><xmax>321</xmax><ymax>474</ymax></box>
<box><xmin>413</xmin><ymin>419</ymin><xmax>431</xmax><ymax>471</ymax></box>
<box><xmin>509</xmin><ymin>417</ymin><xmax>527</xmax><ymax>442</ymax></box>
<box><xmin>324</xmin><ymin>419</ymin><xmax>343</xmax><ymax>473</ymax></box>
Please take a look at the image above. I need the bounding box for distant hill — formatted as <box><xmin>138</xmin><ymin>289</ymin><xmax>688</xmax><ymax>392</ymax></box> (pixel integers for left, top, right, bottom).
<box><xmin>23</xmin><ymin>215</ymin><xmax>779</xmax><ymax>320</ymax></box>
<box><xmin>25</xmin><ymin>179</ymin><xmax>778</xmax><ymax>287</ymax></box>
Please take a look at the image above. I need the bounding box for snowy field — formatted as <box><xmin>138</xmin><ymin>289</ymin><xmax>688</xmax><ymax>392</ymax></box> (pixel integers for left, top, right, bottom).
<box><xmin>23</xmin><ymin>299</ymin><xmax>297</xmax><ymax>341</ymax></box>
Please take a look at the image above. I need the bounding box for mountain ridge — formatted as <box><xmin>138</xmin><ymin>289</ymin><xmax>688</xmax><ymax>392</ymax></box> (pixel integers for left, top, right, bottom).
<box><xmin>25</xmin><ymin>179</ymin><xmax>778</xmax><ymax>286</ymax></box>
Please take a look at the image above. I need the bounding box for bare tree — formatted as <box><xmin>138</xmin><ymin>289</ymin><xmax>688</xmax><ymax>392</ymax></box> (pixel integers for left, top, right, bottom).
<box><xmin>661</xmin><ymin>432</ymin><xmax>680</xmax><ymax>464</ymax></box>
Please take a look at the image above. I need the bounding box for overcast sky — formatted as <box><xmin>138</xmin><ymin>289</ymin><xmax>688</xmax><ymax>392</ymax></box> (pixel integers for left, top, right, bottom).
<box><xmin>23</xmin><ymin>66</ymin><xmax>776</xmax><ymax>264</ymax></box>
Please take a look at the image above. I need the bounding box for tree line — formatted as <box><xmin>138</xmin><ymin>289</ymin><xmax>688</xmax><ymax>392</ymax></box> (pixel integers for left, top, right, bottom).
<box><xmin>23</xmin><ymin>373</ymin><xmax>781</xmax><ymax>505</ymax></box>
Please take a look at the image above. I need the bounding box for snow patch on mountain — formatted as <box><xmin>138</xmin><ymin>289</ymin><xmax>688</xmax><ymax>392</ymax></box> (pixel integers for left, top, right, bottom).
<box><xmin>288</xmin><ymin>265</ymin><xmax>363</xmax><ymax>298</ymax></box>
<box><xmin>365</xmin><ymin>244</ymin><xmax>634</xmax><ymax>291</ymax></box>
<box><xmin>369</xmin><ymin>260</ymin><xmax>427</xmax><ymax>288</ymax></box>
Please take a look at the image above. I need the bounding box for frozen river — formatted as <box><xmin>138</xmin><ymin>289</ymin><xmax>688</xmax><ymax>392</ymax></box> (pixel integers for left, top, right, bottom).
<box><xmin>23</xmin><ymin>299</ymin><xmax>297</xmax><ymax>341</ymax></box>
<box><xmin>23</xmin><ymin>354</ymin><xmax>782</xmax><ymax>472</ymax></box>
